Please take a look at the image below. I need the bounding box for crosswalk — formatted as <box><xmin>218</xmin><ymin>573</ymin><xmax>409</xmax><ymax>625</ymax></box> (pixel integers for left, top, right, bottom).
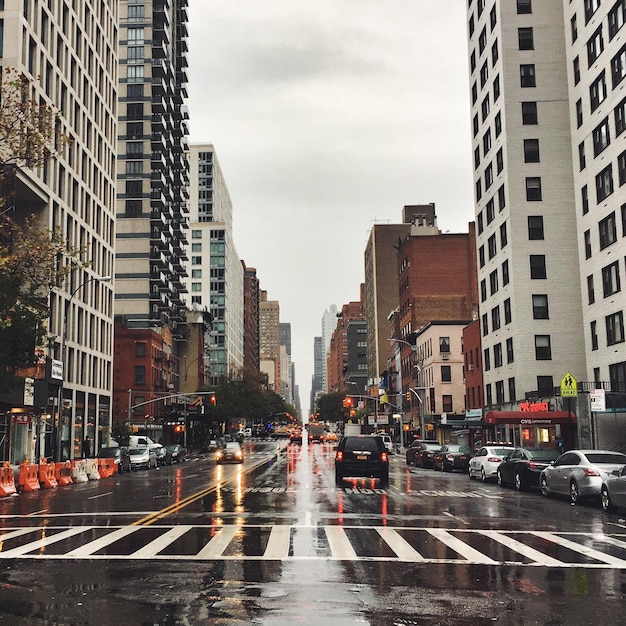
<box><xmin>1</xmin><ymin>523</ymin><xmax>626</xmax><ymax>567</ymax></box>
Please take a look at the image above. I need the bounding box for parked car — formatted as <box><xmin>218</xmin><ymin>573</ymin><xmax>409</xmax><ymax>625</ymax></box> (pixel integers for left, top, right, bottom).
<box><xmin>468</xmin><ymin>445</ymin><xmax>515</xmax><ymax>481</ymax></box>
<box><xmin>600</xmin><ymin>465</ymin><xmax>626</xmax><ymax>512</ymax></box>
<box><xmin>380</xmin><ymin>434</ymin><xmax>393</xmax><ymax>455</ymax></box>
<box><xmin>216</xmin><ymin>441</ymin><xmax>244</xmax><ymax>464</ymax></box>
<box><xmin>97</xmin><ymin>446</ymin><xmax>131</xmax><ymax>473</ymax></box>
<box><xmin>405</xmin><ymin>440</ymin><xmax>440</xmax><ymax>467</ymax></box>
<box><xmin>497</xmin><ymin>447</ymin><xmax>561</xmax><ymax>490</ymax></box>
<box><xmin>155</xmin><ymin>445</ymin><xmax>173</xmax><ymax>466</ymax></box>
<box><xmin>335</xmin><ymin>435</ymin><xmax>389</xmax><ymax>486</ymax></box>
<box><xmin>540</xmin><ymin>450</ymin><xmax>626</xmax><ymax>504</ymax></box>
<box><xmin>128</xmin><ymin>447</ymin><xmax>158</xmax><ymax>470</ymax></box>
<box><xmin>433</xmin><ymin>444</ymin><xmax>473</xmax><ymax>472</ymax></box>
<box><xmin>165</xmin><ymin>443</ymin><xmax>186</xmax><ymax>463</ymax></box>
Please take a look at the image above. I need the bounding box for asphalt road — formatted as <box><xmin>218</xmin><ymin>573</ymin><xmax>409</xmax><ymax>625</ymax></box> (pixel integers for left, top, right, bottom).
<box><xmin>0</xmin><ymin>440</ymin><xmax>625</xmax><ymax>625</ymax></box>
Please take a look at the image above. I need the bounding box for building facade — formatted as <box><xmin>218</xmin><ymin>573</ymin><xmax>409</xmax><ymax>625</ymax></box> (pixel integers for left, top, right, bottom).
<box><xmin>242</xmin><ymin>263</ymin><xmax>260</xmax><ymax>379</ymax></box>
<box><xmin>0</xmin><ymin>0</ymin><xmax>118</xmax><ymax>461</ymax></box>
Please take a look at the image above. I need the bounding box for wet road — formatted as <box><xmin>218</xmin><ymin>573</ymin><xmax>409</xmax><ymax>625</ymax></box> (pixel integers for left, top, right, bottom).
<box><xmin>0</xmin><ymin>439</ymin><xmax>625</xmax><ymax>624</ymax></box>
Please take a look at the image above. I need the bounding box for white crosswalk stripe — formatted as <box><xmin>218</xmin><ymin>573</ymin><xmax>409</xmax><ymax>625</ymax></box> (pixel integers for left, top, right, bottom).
<box><xmin>1</xmin><ymin>524</ymin><xmax>625</xmax><ymax>568</ymax></box>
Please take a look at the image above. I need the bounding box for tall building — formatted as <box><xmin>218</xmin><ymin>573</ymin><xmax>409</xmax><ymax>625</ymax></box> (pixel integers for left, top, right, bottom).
<box><xmin>0</xmin><ymin>1</ymin><xmax>117</xmax><ymax>462</ymax></box>
<box><xmin>321</xmin><ymin>305</ymin><xmax>338</xmax><ymax>392</ymax></box>
<box><xmin>310</xmin><ymin>336</ymin><xmax>324</xmax><ymax>414</ymax></box>
<box><xmin>466</xmin><ymin>0</ymin><xmax>586</xmax><ymax>416</ymax></box>
<box><xmin>114</xmin><ymin>0</ymin><xmax>190</xmax><ymax>336</ymax></box>
<box><xmin>259</xmin><ymin>291</ymin><xmax>280</xmax><ymax>392</ymax></box>
<box><xmin>279</xmin><ymin>323</ymin><xmax>293</xmax><ymax>405</ymax></box>
<box><xmin>184</xmin><ymin>144</ymin><xmax>243</xmax><ymax>387</ymax></box>
<box><xmin>242</xmin><ymin>263</ymin><xmax>260</xmax><ymax>379</ymax></box>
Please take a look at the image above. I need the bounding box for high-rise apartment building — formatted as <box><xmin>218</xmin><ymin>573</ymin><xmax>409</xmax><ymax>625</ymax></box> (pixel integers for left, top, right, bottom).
<box><xmin>310</xmin><ymin>336</ymin><xmax>324</xmax><ymax>414</ymax></box>
<box><xmin>321</xmin><ymin>305</ymin><xmax>338</xmax><ymax>392</ymax></box>
<box><xmin>259</xmin><ymin>291</ymin><xmax>280</xmax><ymax>391</ymax></box>
<box><xmin>114</xmin><ymin>0</ymin><xmax>190</xmax><ymax>336</ymax></box>
<box><xmin>184</xmin><ymin>144</ymin><xmax>243</xmax><ymax>386</ymax></box>
<box><xmin>0</xmin><ymin>0</ymin><xmax>117</xmax><ymax>461</ymax></box>
<box><xmin>242</xmin><ymin>263</ymin><xmax>260</xmax><ymax>379</ymax></box>
<box><xmin>467</xmin><ymin>0</ymin><xmax>586</xmax><ymax>411</ymax></box>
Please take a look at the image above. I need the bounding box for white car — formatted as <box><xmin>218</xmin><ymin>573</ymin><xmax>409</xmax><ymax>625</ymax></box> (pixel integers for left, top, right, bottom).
<box><xmin>469</xmin><ymin>445</ymin><xmax>515</xmax><ymax>481</ymax></box>
<box><xmin>380</xmin><ymin>434</ymin><xmax>393</xmax><ymax>455</ymax></box>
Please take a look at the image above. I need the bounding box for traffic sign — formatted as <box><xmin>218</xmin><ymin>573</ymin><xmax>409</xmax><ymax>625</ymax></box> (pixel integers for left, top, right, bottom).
<box><xmin>560</xmin><ymin>372</ymin><xmax>578</xmax><ymax>397</ymax></box>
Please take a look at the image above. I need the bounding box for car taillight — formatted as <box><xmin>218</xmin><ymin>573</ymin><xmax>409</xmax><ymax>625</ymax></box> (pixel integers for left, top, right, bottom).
<box><xmin>487</xmin><ymin>456</ymin><xmax>502</xmax><ymax>462</ymax></box>
<box><xmin>584</xmin><ymin>468</ymin><xmax>600</xmax><ymax>476</ymax></box>
<box><xmin>336</xmin><ymin>451</ymin><xmax>343</xmax><ymax>461</ymax></box>
<box><xmin>381</xmin><ymin>452</ymin><xmax>388</xmax><ymax>462</ymax></box>
<box><xmin>446</xmin><ymin>454</ymin><xmax>454</xmax><ymax>460</ymax></box>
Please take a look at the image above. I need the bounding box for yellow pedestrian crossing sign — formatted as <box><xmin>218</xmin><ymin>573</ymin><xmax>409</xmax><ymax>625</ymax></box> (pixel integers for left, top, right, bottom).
<box><xmin>560</xmin><ymin>372</ymin><xmax>577</xmax><ymax>397</ymax></box>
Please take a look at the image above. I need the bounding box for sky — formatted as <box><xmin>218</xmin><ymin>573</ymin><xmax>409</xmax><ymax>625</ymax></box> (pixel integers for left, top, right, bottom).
<box><xmin>187</xmin><ymin>1</ymin><xmax>475</xmax><ymax>417</ymax></box>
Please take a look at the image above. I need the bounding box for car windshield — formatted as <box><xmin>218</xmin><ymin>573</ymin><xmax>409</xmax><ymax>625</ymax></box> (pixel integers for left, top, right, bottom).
<box><xmin>225</xmin><ymin>442</ymin><xmax>240</xmax><ymax>451</ymax></box>
<box><xmin>165</xmin><ymin>445</ymin><xmax>177</xmax><ymax>451</ymax></box>
<box><xmin>527</xmin><ymin>449</ymin><xmax>560</xmax><ymax>460</ymax></box>
<box><xmin>585</xmin><ymin>452</ymin><xmax>626</xmax><ymax>464</ymax></box>
<box><xmin>98</xmin><ymin>448</ymin><xmax>119</xmax><ymax>456</ymax></box>
<box><xmin>344</xmin><ymin>437</ymin><xmax>380</xmax><ymax>453</ymax></box>
<box><xmin>425</xmin><ymin>443</ymin><xmax>441</xmax><ymax>451</ymax></box>
<box><xmin>129</xmin><ymin>448</ymin><xmax>147</xmax><ymax>455</ymax></box>
<box><xmin>491</xmin><ymin>448</ymin><xmax>513</xmax><ymax>456</ymax></box>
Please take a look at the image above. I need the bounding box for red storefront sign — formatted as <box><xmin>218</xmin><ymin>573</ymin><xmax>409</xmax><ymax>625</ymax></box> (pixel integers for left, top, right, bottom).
<box><xmin>12</xmin><ymin>414</ymin><xmax>32</xmax><ymax>425</ymax></box>
<box><xmin>485</xmin><ymin>411</ymin><xmax>575</xmax><ymax>425</ymax></box>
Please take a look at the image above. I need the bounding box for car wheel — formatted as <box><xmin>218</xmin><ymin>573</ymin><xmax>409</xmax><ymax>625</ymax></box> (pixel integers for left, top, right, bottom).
<box><xmin>380</xmin><ymin>471</ymin><xmax>389</xmax><ymax>487</ymax></box>
<box><xmin>335</xmin><ymin>469</ymin><xmax>343</xmax><ymax>486</ymax></box>
<box><xmin>540</xmin><ymin>475</ymin><xmax>550</xmax><ymax>497</ymax></box>
<box><xmin>497</xmin><ymin>470</ymin><xmax>504</xmax><ymax>487</ymax></box>
<box><xmin>480</xmin><ymin>467</ymin><xmax>487</xmax><ymax>482</ymax></box>
<box><xmin>569</xmin><ymin>480</ymin><xmax>580</xmax><ymax>504</ymax></box>
<box><xmin>601</xmin><ymin>486</ymin><xmax>615</xmax><ymax>512</ymax></box>
<box><xmin>514</xmin><ymin>471</ymin><xmax>524</xmax><ymax>492</ymax></box>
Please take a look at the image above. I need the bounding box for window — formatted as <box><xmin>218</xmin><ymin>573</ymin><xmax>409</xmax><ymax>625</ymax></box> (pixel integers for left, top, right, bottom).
<box><xmin>485</xmin><ymin>163</ymin><xmax>493</xmax><ymax>189</ymax></box>
<box><xmin>482</xmin><ymin>313</ymin><xmax>489</xmax><ymax>335</ymax></box>
<box><xmin>126</xmin><ymin>122</ymin><xmax>143</xmax><ymax>139</ymax></box>
<box><xmin>483</xmin><ymin>129</ymin><xmax>492</xmax><ymax>153</ymax></box>
<box><xmin>126</xmin><ymin>161</ymin><xmax>143</xmax><ymax>175</ymax></box>
<box><xmin>524</xmin><ymin>139</ymin><xmax>540</xmax><ymax>163</ymax></box>
<box><xmin>609</xmin><ymin>0</ymin><xmax>626</xmax><ymax>40</ymax></box>
<box><xmin>127</xmin><ymin>27</ymin><xmax>145</xmax><ymax>43</ymax></box>
<box><xmin>576</xmin><ymin>98</ymin><xmax>583</xmax><ymax>128</ymax></box>
<box><xmin>518</xmin><ymin>27</ymin><xmax>534</xmax><ymax>50</ymax></box>
<box><xmin>488</xmin><ymin>234</ymin><xmax>497</xmax><ymax>259</ymax></box>
<box><xmin>127</xmin><ymin>45</ymin><xmax>144</xmax><ymax>62</ymax></box>
<box><xmin>574</xmin><ymin>56</ymin><xmax>581</xmax><ymax>84</ymax></box>
<box><xmin>587</xmin><ymin>27</ymin><xmax>604</xmax><ymax>66</ymax></box>
<box><xmin>535</xmin><ymin>335</ymin><xmax>552</xmax><ymax>360</ymax></box>
<box><xmin>473</xmin><ymin>114</ymin><xmax>479</xmax><ymax>137</ymax></box>
<box><xmin>490</xmin><ymin>6</ymin><xmax>497</xmax><ymax>30</ymax></box>
<box><xmin>478</xmin><ymin>211</ymin><xmax>484</xmax><ymax>234</ymax></box>
<box><xmin>474</xmin><ymin>146</ymin><xmax>481</xmax><ymax>168</ymax></box>
<box><xmin>596</xmin><ymin>166</ymin><xmax>614</xmax><ymax>202</ymax></box>
<box><xmin>520</xmin><ymin>64</ymin><xmax>536</xmax><ymax>87</ymax></box>
<box><xmin>498</xmin><ymin>185</ymin><xmax>506</xmax><ymax>211</ymax></box>
<box><xmin>126</xmin><ymin>103</ymin><xmax>143</xmax><ymax>120</ymax></box>
<box><xmin>191</xmin><ymin>269</ymin><xmax>202</xmax><ymax>278</ymax></box>
<box><xmin>442</xmin><ymin>395</ymin><xmax>453</xmax><ymax>413</ymax></box>
<box><xmin>440</xmin><ymin>337</ymin><xmax>450</xmax><ymax>353</ymax></box>
<box><xmin>134</xmin><ymin>365</ymin><xmax>146</xmax><ymax>385</ymax></box>
<box><xmin>588</xmin><ymin>274</ymin><xmax>596</xmax><ymax>304</ymax></box>
<box><xmin>482</xmin><ymin>96</ymin><xmax>490</xmax><ymax>122</ymax></box>
<box><xmin>126</xmin><ymin>141</ymin><xmax>143</xmax><ymax>155</ymax></box>
<box><xmin>492</xmin><ymin>40</ymin><xmax>499</xmax><ymax>66</ymax></box>
<box><xmin>484</xmin><ymin>349</ymin><xmax>491</xmax><ymax>371</ymax></box>
<box><xmin>602</xmin><ymin>261</ymin><xmax>621</xmax><ymax>296</ymax></box>
<box><xmin>537</xmin><ymin>376</ymin><xmax>554</xmax><ymax>396</ymax></box>
<box><xmin>441</xmin><ymin>365</ymin><xmax>452</xmax><ymax>383</ymax></box>
<box><xmin>532</xmin><ymin>294</ymin><xmax>549</xmax><ymax>319</ymax></box>
<box><xmin>481</xmin><ymin>279</ymin><xmax>487</xmax><ymax>302</ymax></box>
<box><xmin>579</xmin><ymin>142</ymin><xmax>586</xmax><ymax>170</ymax></box>
<box><xmin>502</xmin><ymin>260</ymin><xmax>510</xmax><ymax>286</ymax></box>
<box><xmin>526</xmin><ymin>177</ymin><xmax>542</xmax><ymax>201</ymax></box>
<box><xmin>126</xmin><ymin>65</ymin><xmax>144</xmax><ymax>83</ymax></box>
<box><xmin>623</xmin><ymin>203</ymin><xmax>626</xmax><ymax>235</ymax></box>
<box><xmin>479</xmin><ymin>26</ymin><xmax>487</xmax><ymax>54</ymax></box>
<box><xmin>125</xmin><ymin>180</ymin><xmax>142</xmax><ymax>196</ymax></box>
<box><xmin>612</xmin><ymin>43</ymin><xmax>626</xmax><ymax>87</ymax></box>
<box><xmin>599</xmin><ymin>212</ymin><xmax>617</xmax><ymax>248</ymax></box>
<box><xmin>591</xmin><ymin>320</ymin><xmax>599</xmax><ymax>350</ymax></box>
<box><xmin>191</xmin><ymin>243</ymin><xmax>202</xmax><ymax>252</ymax></box>
<box><xmin>472</xmin><ymin>81</ymin><xmax>478</xmax><ymax>105</ymax></box>
<box><xmin>495</xmin><ymin>112</ymin><xmax>502</xmax><ymax>137</ymax></box>
<box><xmin>592</xmin><ymin>118</ymin><xmax>611</xmax><ymax>156</ymax></box>
<box><xmin>500</xmin><ymin>222</ymin><xmax>508</xmax><ymax>248</ymax></box>
<box><xmin>504</xmin><ymin>298</ymin><xmax>512</xmax><ymax>324</ymax></box>
<box><xmin>476</xmin><ymin>179</ymin><xmax>482</xmax><ymax>201</ymax></box>
<box><xmin>191</xmin><ymin>283</ymin><xmax>202</xmax><ymax>292</ymax></box>
<box><xmin>134</xmin><ymin>342</ymin><xmax>146</xmax><ymax>357</ymax></box>
<box><xmin>517</xmin><ymin>0</ymin><xmax>532</xmax><ymax>14</ymax></box>
<box><xmin>585</xmin><ymin>0</ymin><xmax>601</xmax><ymax>23</ymax></box>
<box><xmin>496</xmin><ymin>148</ymin><xmax>504</xmax><ymax>173</ymax></box>
<box><xmin>491</xmin><ymin>306</ymin><xmax>501</xmax><ymax>331</ymax></box>
<box><xmin>590</xmin><ymin>71</ymin><xmax>607</xmax><ymax>111</ymax></box>
<box><xmin>494</xmin><ymin>344</ymin><xmax>503</xmax><ymax>368</ymax></box>
<box><xmin>609</xmin><ymin>361</ymin><xmax>626</xmax><ymax>391</ymax></box>
<box><xmin>479</xmin><ymin>245</ymin><xmax>485</xmax><ymax>268</ymax></box>
<box><xmin>522</xmin><ymin>102</ymin><xmax>537</xmax><ymax>124</ymax></box>
<box><xmin>127</xmin><ymin>84</ymin><xmax>144</xmax><ymax>99</ymax></box>
<box><xmin>585</xmin><ymin>229</ymin><xmax>592</xmax><ymax>258</ymax></box>
<box><xmin>487</xmin><ymin>199</ymin><xmax>495</xmax><ymax>224</ymax></box>
<box><xmin>480</xmin><ymin>61</ymin><xmax>489</xmax><ymax>88</ymax></box>
<box><xmin>530</xmin><ymin>255</ymin><xmax>546</xmax><ymax>279</ymax></box>
<box><xmin>606</xmin><ymin>311</ymin><xmax>625</xmax><ymax>345</ymax></box>
<box><xmin>619</xmin><ymin>151</ymin><xmax>626</xmax><ymax>185</ymax></box>
<box><xmin>582</xmin><ymin>185</ymin><xmax>589</xmax><ymax>215</ymax></box>
<box><xmin>490</xmin><ymin>269</ymin><xmax>499</xmax><ymax>295</ymax></box>
<box><xmin>506</xmin><ymin>338</ymin><xmax>514</xmax><ymax>363</ymax></box>
<box><xmin>528</xmin><ymin>215</ymin><xmax>544</xmax><ymax>240</ymax></box>
<box><xmin>572</xmin><ymin>14</ymin><xmax>578</xmax><ymax>43</ymax></box>
<box><xmin>493</xmin><ymin>75</ymin><xmax>500</xmax><ymax>101</ymax></box>
<box><xmin>616</xmin><ymin>96</ymin><xmax>626</xmax><ymax>136</ymax></box>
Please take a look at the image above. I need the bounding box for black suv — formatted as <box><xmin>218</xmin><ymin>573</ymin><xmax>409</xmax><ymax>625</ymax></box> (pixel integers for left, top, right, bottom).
<box><xmin>335</xmin><ymin>435</ymin><xmax>389</xmax><ymax>486</ymax></box>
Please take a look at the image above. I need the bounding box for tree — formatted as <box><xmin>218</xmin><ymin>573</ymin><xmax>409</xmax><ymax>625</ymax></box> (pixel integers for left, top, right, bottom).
<box><xmin>315</xmin><ymin>392</ymin><xmax>346</xmax><ymax>424</ymax></box>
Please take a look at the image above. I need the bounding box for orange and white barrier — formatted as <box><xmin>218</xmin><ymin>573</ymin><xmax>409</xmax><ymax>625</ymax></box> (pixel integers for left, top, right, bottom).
<box><xmin>97</xmin><ymin>458</ymin><xmax>116</xmax><ymax>478</ymax></box>
<box><xmin>0</xmin><ymin>464</ymin><xmax>17</xmax><ymax>497</ymax></box>
<box><xmin>17</xmin><ymin>462</ymin><xmax>40</xmax><ymax>493</ymax></box>
<box><xmin>71</xmin><ymin>459</ymin><xmax>89</xmax><ymax>483</ymax></box>
<box><xmin>86</xmin><ymin>458</ymin><xmax>100</xmax><ymax>480</ymax></box>
<box><xmin>54</xmin><ymin>460</ymin><xmax>73</xmax><ymax>486</ymax></box>
<box><xmin>38</xmin><ymin>460</ymin><xmax>58</xmax><ymax>489</ymax></box>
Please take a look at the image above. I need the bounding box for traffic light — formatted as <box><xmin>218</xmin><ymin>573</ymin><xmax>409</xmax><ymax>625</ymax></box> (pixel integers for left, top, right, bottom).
<box><xmin>342</xmin><ymin>397</ymin><xmax>354</xmax><ymax>409</ymax></box>
<box><xmin>209</xmin><ymin>393</ymin><xmax>216</xmax><ymax>406</ymax></box>
<box><xmin>406</xmin><ymin>391</ymin><xmax>411</xmax><ymax>401</ymax></box>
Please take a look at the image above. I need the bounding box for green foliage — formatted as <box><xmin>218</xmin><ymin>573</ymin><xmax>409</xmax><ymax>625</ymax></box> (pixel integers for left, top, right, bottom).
<box><xmin>315</xmin><ymin>392</ymin><xmax>346</xmax><ymax>423</ymax></box>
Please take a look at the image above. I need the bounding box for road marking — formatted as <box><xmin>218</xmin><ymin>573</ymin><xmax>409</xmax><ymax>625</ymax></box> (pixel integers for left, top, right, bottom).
<box><xmin>376</xmin><ymin>527</ymin><xmax>424</xmax><ymax>561</ymax></box>
<box><xmin>0</xmin><ymin>527</ymin><xmax>87</xmax><ymax>557</ymax></box>
<box><xmin>481</xmin><ymin>530</ymin><xmax>564</xmax><ymax>566</ymax></box>
<box><xmin>532</xmin><ymin>531</ymin><xmax>626</xmax><ymax>567</ymax></box>
<box><xmin>426</xmin><ymin>528</ymin><xmax>498</xmax><ymax>565</ymax></box>
<box><xmin>195</xmin><ymin>526</ymin><xmax>238</xmax><ymax>558</ymax></box>
<box><xmin>264</xmin><ymin>525</ymin><xmax>291</xmax><ymax>559</ymax></box>
<box><xmin>66</xmin><ymin>526</ymin><xmax>142</xmax><ymax>557</ymax></box>
<box><xmin>325</xmin><ymin>526</ymin><xmax>357</xmax><ymax>560</ymax></box>
<box><xmin>131</xmin><ymin>525</ymin><xmax>193</xmax><ymax>557</ymax></box>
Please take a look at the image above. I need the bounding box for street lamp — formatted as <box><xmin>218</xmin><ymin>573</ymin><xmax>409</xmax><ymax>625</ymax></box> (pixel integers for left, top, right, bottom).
<box><xmin>55</xmin><ymin>274</ymin><xmax>111</xmax><ymax>461</ymax></box>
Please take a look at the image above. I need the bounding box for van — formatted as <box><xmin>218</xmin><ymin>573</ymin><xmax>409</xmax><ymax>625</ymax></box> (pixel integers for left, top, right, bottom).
<box><xmin>128</xmin><ymin>435</ymin><xmax>161</xmax><ymax>450</ymax></box>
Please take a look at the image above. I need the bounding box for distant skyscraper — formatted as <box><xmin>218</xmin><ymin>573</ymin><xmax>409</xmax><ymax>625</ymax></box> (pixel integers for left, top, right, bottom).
<box><xmin>310</xmin><ymin>336</ymin><xmax>324</xmax><ymax>414</ymax></box>
<box><xmin>321</xmin><ymin>305</ymin><xmax>338</xmax><ymax>392</ymax></box>
<box><xmin>185</xmin><ymin>144</ymin><xmax>243</xmax><ymax>386</ymax></box>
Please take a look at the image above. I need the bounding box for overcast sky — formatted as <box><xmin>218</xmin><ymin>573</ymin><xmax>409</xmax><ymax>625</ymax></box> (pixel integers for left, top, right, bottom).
<box><xmin>187</xmin><ymin>1</ymin><xmax>474</xmax><ymax>417</ymax></box>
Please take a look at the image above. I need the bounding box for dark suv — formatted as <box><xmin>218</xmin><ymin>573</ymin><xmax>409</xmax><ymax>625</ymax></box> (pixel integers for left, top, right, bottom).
<box><xmin>335</xmin><ymin>435</ymin><xmax>389</xmax><ymax>486</ymax></box>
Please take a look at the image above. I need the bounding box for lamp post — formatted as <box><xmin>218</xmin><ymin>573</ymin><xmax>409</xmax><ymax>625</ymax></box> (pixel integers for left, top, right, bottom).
<box><xmin>55</xmin><ymin>274</ymin><xmax>111</xmax><ymax>461</ymax></box>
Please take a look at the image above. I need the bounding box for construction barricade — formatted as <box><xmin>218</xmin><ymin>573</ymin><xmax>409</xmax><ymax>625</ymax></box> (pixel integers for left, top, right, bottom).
<box><xmin>97</xmin><ymin>457</ymin><xmax>116</xmax><ymax>478</ymax></box>
<box><xmin>0</xmin><ymin>463</ymin><xmax>17</xmax><ymax>497</ymax></box>
<box><xmin>54</xmin><ymin>460</ymin><xmax>73</xmax><ymax>486</ymax></box>
<box><xmin>71</xmin><ymin>459</ymin><xmax>89</xmax><ymax>483</ymax></box>
<box><xmin>38</xmin><ymin>460</ymin><xmax>58</xmax><ymax>489</ymax></box>
<box><xmin>17</xmin><ymin>462</ymin><xmax>40</xmax><ymax>493</ymax></box>
<box><xmin>86</xmin><ymin>458</ymin><xmax>100</xmax><ymax>480</ymax></box>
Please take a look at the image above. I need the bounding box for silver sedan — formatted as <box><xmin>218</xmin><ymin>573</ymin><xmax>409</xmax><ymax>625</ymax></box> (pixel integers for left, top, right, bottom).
<box><xmin>601</xmin><ymin>465</ymin><xmax>626</xmax><ymax>512</ymax></box>
<box><xmin>540</xmin><ymin>449</ymin><xmax>626</xmax><ymax>504</ymax></box>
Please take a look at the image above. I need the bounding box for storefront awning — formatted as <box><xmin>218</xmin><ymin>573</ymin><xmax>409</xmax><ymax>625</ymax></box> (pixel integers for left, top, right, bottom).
<box><xmin>485</xmin><ymin>411</ymin><xmax>576</xmax><ymax>425</ymax></box>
